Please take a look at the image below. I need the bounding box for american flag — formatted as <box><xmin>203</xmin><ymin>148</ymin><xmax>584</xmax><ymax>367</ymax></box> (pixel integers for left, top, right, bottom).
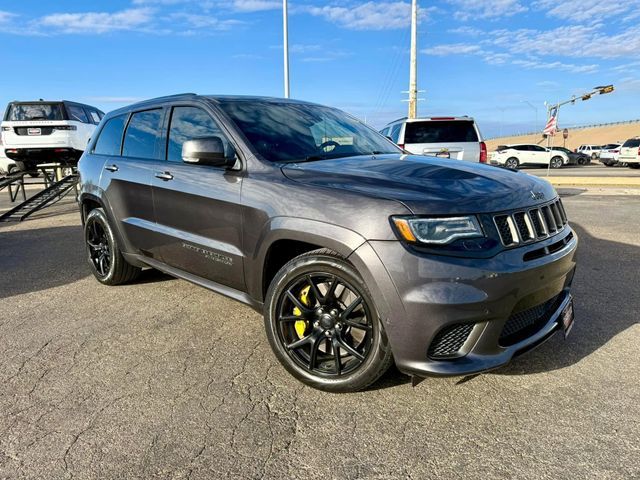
<box><xmin>543</xmin><ymin>107</ymin><xmax>558</xmax><ymax>136</ymax></box>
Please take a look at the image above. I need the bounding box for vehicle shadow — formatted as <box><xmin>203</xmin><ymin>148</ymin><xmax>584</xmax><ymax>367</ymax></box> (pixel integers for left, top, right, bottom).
<box><xmin>0</xmin><ymin>225</ymin><xmax>173</xmax><ymax>299</ymax></box>
<box><xmin>494</xmin><ymin>222</ymin><xmax>639</xmax><ymax>376</ymax></box>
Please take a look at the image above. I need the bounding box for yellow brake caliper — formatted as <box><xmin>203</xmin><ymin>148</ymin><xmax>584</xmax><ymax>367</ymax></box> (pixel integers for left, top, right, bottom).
<box><xmin>293</xmin><ymin>285</ymin><xmax>310</xmax><ymax>338</ymax></box>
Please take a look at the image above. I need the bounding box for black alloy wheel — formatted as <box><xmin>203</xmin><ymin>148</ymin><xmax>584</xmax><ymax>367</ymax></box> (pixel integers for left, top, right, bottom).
<box><xmin>86</xmin><ymin>216</ymin><xmax>112</xmax><ymax>278</ymax></box>
<box><xmin>277</xmin><ymin>272</ymin><xmax>373</xmax><ymax>377</ymax></box>
<box><xmin>264</xmin><ymin>249</ymin><xmax>393</xmax><ymax>392</ymax></box>
<box><xmin>550</xmin><ymin>156</ymin><xmax>563</xmax><ymax>169</ymax></box>
<box><xmin>83</xmin><ymin>208</ymin><xmax>141</xmax><ymax>285</ymax></box>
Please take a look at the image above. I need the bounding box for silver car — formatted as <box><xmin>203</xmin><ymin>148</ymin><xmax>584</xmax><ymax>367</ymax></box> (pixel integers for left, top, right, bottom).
<box><xmin>380</xmin><ymin>116</ymin><xmax>487</xmax><ymax>163</ymax></box>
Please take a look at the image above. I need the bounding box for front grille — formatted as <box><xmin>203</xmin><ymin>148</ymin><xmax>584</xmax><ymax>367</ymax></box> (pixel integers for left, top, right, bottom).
<box><xmin>494</xmin><ymin>198</ymin><xmax>568</xmax><ymax>247</ymax></box>
<box><xmin>499</xmin><ymin>294</ymin><xmax>563</xmax><ymax>346</ymax></box>
<box><xmin>428</xmin><ymin>323</ymin><xmax>474</xmax><ymax>359</ymax></box>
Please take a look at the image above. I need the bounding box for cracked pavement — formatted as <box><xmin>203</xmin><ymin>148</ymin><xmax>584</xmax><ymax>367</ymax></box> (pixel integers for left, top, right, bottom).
<box><xmin>0</xmin><ymin>192</ymin><xmax>638</xmax><ymax>479</ymax></box>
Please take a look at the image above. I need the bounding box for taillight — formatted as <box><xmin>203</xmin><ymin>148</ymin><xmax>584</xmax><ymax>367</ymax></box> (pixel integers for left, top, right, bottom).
<box><xmin>479</xmin><ymin>141</ymin><xmax>487</xmax><ymax>163</ymax></box>
<box><xmin>398</xmin><ymin>144</ymin><xmax>405</xmax><ymax>150</ymax></box>
<box><xmin>612</xmin><ymin>150</ymin><xmax>619</xmax><ymax>153</ymax></box>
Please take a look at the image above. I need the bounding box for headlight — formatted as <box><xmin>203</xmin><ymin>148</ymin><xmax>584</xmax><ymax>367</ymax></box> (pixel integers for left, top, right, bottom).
<box><xmin>392</xmin><ymin>216</ymin><xmax>484</xmax><ymax>245</ymax></box>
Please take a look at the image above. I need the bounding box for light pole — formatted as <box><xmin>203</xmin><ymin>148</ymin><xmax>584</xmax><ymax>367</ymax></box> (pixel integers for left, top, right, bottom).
<box><xmin>522</xmin><ymin>100</ymin><xmax>538</xmax><ymax>133</ymax></box>
<box><xmin>543</xmin><ymin>85</ymin><xmax>614</xmax><ymax>176</ymax></box>
<box><xmin>283</xmin><ymin>0</ymin><xmax>290</xmax><ymax>98</ymax></box>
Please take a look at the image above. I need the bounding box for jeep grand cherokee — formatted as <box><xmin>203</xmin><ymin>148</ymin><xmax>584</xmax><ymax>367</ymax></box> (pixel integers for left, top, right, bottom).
<box><xmin>77</xmin><ymin>94</ymin><xmax>577</xmax><ymax>392</ymax></box>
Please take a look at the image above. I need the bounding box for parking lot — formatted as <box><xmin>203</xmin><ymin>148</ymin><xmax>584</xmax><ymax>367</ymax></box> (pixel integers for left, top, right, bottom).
<box><xmin>0</xmin><ymin>191</ymin><xmax>638</xmax><ymax>480</ymax></box>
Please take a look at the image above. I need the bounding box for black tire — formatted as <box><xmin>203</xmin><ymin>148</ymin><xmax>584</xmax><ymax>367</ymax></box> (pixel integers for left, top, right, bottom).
<box><xmin>28</xmin><ymin>172</ymin><xmax>39</xmax><ymax>178</ymax></box>
<box><xmin>505</xmin><ymin>157</ymin><xmax>519</xmax><ymax>170</ymax></box>
<box><xmin>7</xmin><ymin>164</ymin><xmax>17</xmax><ymax>174</ymax></box>
<box><xmin>550</xmin><ymin>156</ymin><xmax>563</xmax><ymax>169</ymax></box>
<box><xmin>629</xmin><ymin>163</ymin><xmax>640</xmax><ymax>169</ymax></box>
<box><xmin>84</xmin><ymin>208</ymin><xmax>141</xmax><ymax>285</ymax></box>
<box><xmin>591</xmin><ymin>153</ymin><xmax>598</xmax><ymax>160</ymax></box>
<box><xmin>264</xmin><ymin>249</ymin><xmax>393</xmax><ymax>393</ymax></box>
<box><xmin>603</xmin><ymin>161</ymin><xmax>613</xmax><ymax>167</ymax></box>
<box><xmin>15</xmin><ymin>160</ymin><xmax>27</xmax><ymax>172</ymax></box>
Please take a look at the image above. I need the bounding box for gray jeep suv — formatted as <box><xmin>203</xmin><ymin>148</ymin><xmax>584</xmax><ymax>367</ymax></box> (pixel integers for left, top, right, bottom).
<box><xmin>78</xmin><ymin>94</ymin><xmax>578</xmax><ymax>392</ymax></box>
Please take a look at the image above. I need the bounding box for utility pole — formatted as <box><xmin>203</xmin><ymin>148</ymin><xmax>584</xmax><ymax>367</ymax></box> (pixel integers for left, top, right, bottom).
<box><xmin>408</xmin><ymin>0</ymin><xmax>418</xmax><ymax>119</ymax></box>
<box><xmin>283</xmin><ymin>0</ymin><xmax>290</xmax><ymax>98</ymax></box>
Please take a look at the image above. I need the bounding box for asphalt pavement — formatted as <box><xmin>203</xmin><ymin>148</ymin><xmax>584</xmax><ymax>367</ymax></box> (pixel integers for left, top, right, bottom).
<box><xmin>0</xmin><ymin>193</ymin><xmax>638</xmax><ymax>479</ymax></box>
<box><xmin>525</xmin><ymin>163</ymin><xmax>640</xmax><ymax>177</ymax></box>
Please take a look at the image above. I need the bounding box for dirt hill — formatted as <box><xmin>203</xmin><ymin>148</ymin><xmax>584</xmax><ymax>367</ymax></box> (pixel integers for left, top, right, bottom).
<box><xmin>486</xmin><ymin>121</ymin><xmax>640</xmax><ymax>152</ymax></box>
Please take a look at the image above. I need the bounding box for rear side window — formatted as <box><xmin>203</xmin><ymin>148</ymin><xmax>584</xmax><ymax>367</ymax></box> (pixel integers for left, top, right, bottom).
<box><xmin>123</xmin><ymin>109</ymin><xmax>163</xmax><ymax>159</ymax></box>
<box><xmin>6</xmin><ymin>103</ymin><xmax>64</xmax><ymax>121</ymax></box>
<box><xmin>623</xmin><ymin>139</ymin><xmax>640</xmax><ymax>148</ymax></box>
<box><xmin>85</xmin><ymin>108</ymin><xmax>102</xmax><ymax>125</ymax></box>
<box><xmin>404</xmin><ymin>120</ymin><xmax>478</xmax><ymax>144</ymax></box>
<box><xmin>93</xmin><ymin>115</ymin><xmax>127</xmax><ymax>156</ymax></box>
<box><xmin>167</xmin><ymin>106</ymin><xmax>229</xmax><ymax>163</ymax></box>
<box><xmin>66</xmin><ymin>104</ymin><xmax>89</xmax><ymax>123</ymax></box>
<box><xmin>390</xmin><ymin>123</ymin><xmax>402</xmax><ymax>143</ymax></box>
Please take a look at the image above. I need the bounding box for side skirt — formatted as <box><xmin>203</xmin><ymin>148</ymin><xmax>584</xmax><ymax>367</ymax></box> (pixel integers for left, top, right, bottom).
<box><xmin>128</xmin><ymin>253</ymin><xmax>264</xmax><ymax>313</ymax></box>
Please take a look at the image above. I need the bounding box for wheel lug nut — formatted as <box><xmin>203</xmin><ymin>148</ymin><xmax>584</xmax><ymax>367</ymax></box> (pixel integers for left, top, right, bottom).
<box><xmin>313</xmin><ymin>321</ymin><xmax>319</xmax><ymax>328</ymax></box>
<box><xmin>324</xmin><ymin>331</ymin><xmax>331</xmax><ymax>337</ymax></box>
<box><xmin>315</xmin><ymin>308</ymin><xmax>323</xmax><ymax>316</ymax></box>
<box><xmin>330</xmin><ymin>309</ymin><xmax>338</xmax><ymax>316</ymax></box>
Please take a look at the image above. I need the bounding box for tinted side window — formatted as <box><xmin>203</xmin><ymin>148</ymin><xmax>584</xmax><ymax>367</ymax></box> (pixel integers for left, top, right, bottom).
<box><xmin>167</xmin><ymin>106</ymin><xmax>228</xmax><ymax>163</ymax></box>
<box><xmin>404</xmin><ymin>120</ymin><xmax>478</xmax><ymax>144</ymax></box>
<box><xmin>123</xmin><ymin>109</ymin><xmax>163</xmax><ymax>159</ymax></box>
<box><xmin>390</xmin><ymin>123</ymin><xmax>402</xmax><ymax>143</ymax></box>
<box><xmin>93</xmin><ymin>115</ymin><xmax>127</xmax><ymax>156</ymax></box>
<box><xmin>532</xmin><ymin>145</ymin><xmax>546</xmax><ymax>152</ymax></box>
<box><xmin>66</xmin><ymin>104</ymin><xmax>89</xmax><ymax>123</ymax></box>
<box><xmin>85</xmin><ymin>108</ymin><xmax>101</xmax><ymax>125</ymax></box>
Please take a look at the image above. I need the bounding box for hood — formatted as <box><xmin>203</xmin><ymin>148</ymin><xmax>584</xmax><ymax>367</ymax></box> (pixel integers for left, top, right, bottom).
<box><xmin>281</xmin><ymin>154</ymin><xmax>557</xmax><ymax>214</ymax></box>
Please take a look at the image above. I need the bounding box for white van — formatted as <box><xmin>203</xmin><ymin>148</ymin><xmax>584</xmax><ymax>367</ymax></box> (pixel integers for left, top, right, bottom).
<box><xmin>380</xmin><ymin>116</ymin><xmax>487</xmax><ymax>163</ymax></box>
<box><xmin>1</xmin><ymin>100</ymin><xmax>104</xmax><ymax>171</ymax></box>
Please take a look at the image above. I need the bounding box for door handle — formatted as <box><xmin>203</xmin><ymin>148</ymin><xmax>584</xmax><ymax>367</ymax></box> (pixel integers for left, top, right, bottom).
<box><xmin>155</xmin><ymin>171</ymin><xmax>174</xmax><ymax>181</ymax></box>
<box><xmin>104</xmin><ymin>164</ymin><xmax>119</xmax><ymax>172</ymax></box>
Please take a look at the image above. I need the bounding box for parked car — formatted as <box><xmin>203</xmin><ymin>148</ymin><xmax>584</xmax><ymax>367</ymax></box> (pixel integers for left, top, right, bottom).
<box><xmin>599</xmin><ymin>144</ymin><xmax>623</xmax><ymax>166</ymax></box>
<box><xmin>618</xmin><ymin>137</ymin><xmax>640</xmax><ymax>169</ymax></box>
<box><xmin>78</xmin><ymin>94</ymin><xmax>577</xmax><ymax>392</ymax></box>
<box><xmin>1</xmin><ymin>100</ymin><xmax>105</xmax><ymax>171</ymax></box>
<box><xmin>489</xmin><ymin>144</ymin><xmax>569</xmax><ymax>169</ymax></box>
<box><xmin>380</xmin><ymin>116</ymin><xmax>487</xmax><ymax>163</ymax></box>
<box><xmin>576</xmin><ymin>144</ymin><xmax>602</xmax><ymax>160</ymax></box>
<box><xmin>551</xmin><ymin>146</ymin><xmax>590</xmax><ymax>165</ymax></box>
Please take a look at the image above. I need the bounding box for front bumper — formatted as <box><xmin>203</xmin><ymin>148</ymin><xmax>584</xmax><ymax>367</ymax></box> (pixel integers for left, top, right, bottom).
<box><xmin>351</xmin><ymin>227</ymin><xmax>578</xmax><ymax>378</ymax></box>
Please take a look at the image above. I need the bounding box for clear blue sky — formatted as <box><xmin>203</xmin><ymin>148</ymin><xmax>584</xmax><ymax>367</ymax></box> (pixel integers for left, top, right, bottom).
<box><xmin>1</xmin><ymin>0</ymin><xmax>638</xmax><ymax>137</ymax></box>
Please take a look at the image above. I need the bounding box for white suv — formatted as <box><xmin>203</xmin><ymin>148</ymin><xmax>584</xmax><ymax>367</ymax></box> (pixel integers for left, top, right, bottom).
<box><xmin>618</xmin><ymin>137</ymin><xmax>640</xmax><ymax>169</ymax></box>
<box><xmin>489</xmin><ymin>144</ymin><xmax>569</xmax><ymax>169</ymax></box>
<box><xmin>576</xmin><ymin>144</ymin><xmax>602</xmax><ymax>160</ymax></box>
<box><xmin>380</xmin><ymin>116</ymin><xmax>487</xmax><ymax>163</ymax></box>
<box><xmin>1</xmin><ymin>100</ymin><xmax>104</xmax><ymax>171</ymax></box>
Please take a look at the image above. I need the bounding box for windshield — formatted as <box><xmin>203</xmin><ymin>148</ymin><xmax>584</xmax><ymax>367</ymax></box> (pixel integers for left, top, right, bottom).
<box><xmin>7</xmin><ymin>103</ymin><xmax>64</xmax><ymax>121</ymax></box>
<box><xmin>216</xmin><ymin>100</ymin><xmax>400</xmax><ymax>163</ymax></box>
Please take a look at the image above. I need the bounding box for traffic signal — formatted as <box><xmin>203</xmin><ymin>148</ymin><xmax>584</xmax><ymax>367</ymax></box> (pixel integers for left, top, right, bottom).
<box><xmin>581</xmin><ymin>94</ymin><xmax>592</xmax><ymax>101</ymax></box>
<box><xmin>598</xmin><ymin>85</ymin><xmax>614</xmax><ymax>94</ymax></box>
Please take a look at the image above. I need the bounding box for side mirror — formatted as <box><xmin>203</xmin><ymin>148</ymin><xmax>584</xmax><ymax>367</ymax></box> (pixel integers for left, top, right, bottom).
<box><xmin>182</xmin><ymin>137</ymin><xmax>235</xmax><ymax>168</ymax></box>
